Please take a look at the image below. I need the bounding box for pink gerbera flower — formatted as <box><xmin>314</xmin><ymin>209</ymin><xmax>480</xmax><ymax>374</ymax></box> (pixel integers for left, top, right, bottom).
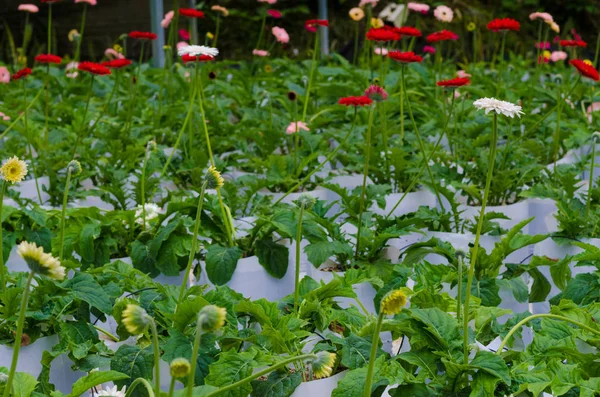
<box><xmin>272</xmin><ymin>26</ymin><xmax>289</xmax><ymax>44</ymax></box>
<box><xmin>18</xmin><ymin>4</ymin><xmax>39</xmax><ymax>12</ymax></box>
<box><xmin>364</xmin><ymin>85</ymin><xmax>388</xmax><ymax>102</ymax></box>
<box><xmin>286</xmin><ymin>121</ymin><xmax>309</xmax><ymax>134</ymax></box>
<box><xmin>161</xmin><ymin>11</ymin><xmax>174</xmax><ymax>28</ymax></box>
<box><xmin>407</xmin><ymin>2</ymin><xmax>429</xmax><ymax>14</ymax></box>
<box><xmin>0</xmin><ymin>67</ymin><xmax>10</xmax><ymax>84</ymax></box>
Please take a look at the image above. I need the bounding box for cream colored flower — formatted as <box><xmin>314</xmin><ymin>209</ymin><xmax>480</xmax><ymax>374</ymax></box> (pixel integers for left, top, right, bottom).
<box><xmin>371</xmin><ymin>18</ymin><xmax>384</xmax><ymax>28</ymax></box>
<box><xmin>97</xmin><ymin>385</ymin><xmax>126</xmax><ymax>397</ymax></box>
<box><xmin>211</xmin><ymin>5</ymin><xmax>229</xmax><ymax>16</ymax></box>
<box><xmin>0</xmin><ymin>156</ymin><xmax>27</xmax><ymax>184</ymax></box>
<box><xmin>349</xmin><ymin>7</ymin><xmax>364</xmax><ymax>21</ymax></box>
<box><xmin>178</xmin><ymin>45</ymin><xmax>219</xmax><ymax>57</ymax></box>
<box><xmin>473</xmin><ymin>98</ymin><xmax>524</xmax><ymax>118</ymax></box>
<box><xmin>17</xmin><ymin>241</ymin><xmax>65</xmax><ymax>280</ymax></box>
<box><xmin>433</xmin><ymin>5</ymin><xmax>453</xmax><ymax>22</ymax></box>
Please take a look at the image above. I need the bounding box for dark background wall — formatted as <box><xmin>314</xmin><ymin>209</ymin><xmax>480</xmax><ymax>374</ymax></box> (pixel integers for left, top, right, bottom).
<box><xmin>0</xmin><ymin>0</ymin><xmax>598</xmax><ymax>63</ymax></box>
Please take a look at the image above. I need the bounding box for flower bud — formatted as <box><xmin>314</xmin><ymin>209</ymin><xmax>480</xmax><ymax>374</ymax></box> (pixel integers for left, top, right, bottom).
<box><xmin>146</xmin><ymin>139</ymin><xmax>157</xmax><ymax>152</ymax></box>
<box><xmin>380</xmin><ymin>289</ymin><xmax>408</xmax><ymax>316</ymax></box>
<box><xmin>198</xmin><ymin>305</ymin><xmax>227</xmax><ymax>332</ymax></box>
<box><xmin>170</xmin><ymin>358</ymin><xmax>191</xmax><ymax>378</ymax></box>
<box><xmin>310</xmin><ymin>351</ymin><xmax>336</xmax><ymax>379</ymax></box>
<box><xmin>205</xmin><ymin>166</ymin><xmax>224</xmax><ymax>189</ymax></box>
<box><xmin>296</xmin><ymin>193</ymin><xmax>316</xmax><ymax>210</ymax></box>
<box><xmin>68</xmin><ymin>160</ymin><xmax>82</xmax><ymax>176</ymax></box>
<box><xmin>122</xmin><ymin>304</ymin><xmax>151</xmax><ymax>335</ymax></box>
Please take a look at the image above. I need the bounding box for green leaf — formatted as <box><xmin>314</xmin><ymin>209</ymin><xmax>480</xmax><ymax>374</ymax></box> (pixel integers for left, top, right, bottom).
<box><xmin>205</xmin><ymin>244</ymin><xmax>242</xmax><ymax>285</ymax></box>
<box><xmin>173</xmin><ymin>294</ymin><xmax>210</xmax><ymax>332</ymax></box>
<box><xmin>67</xmin><ymin>371</ymin><xmax>129</xmax><ymax>397</ymax></box>
<box><xmin>305</xmin><ymin>241</ymin><xmax>352</xmax><ymax>268</ymax></box>
<box><xmin>12</xmin><ymin>373</ymin><xmax>37</xmax><ymax>397</ymax></box>
<box><xmin>469</xmin><ymin>372</ymin><xmax>500</xmax><ymax>397</ymax></box>
<box><xmin>470</xmin><ymin>351</ymin><xmax>511</xmax><ymax>386</ymax></box>
<box><xmin>255</xmin><ymin>239</ymin><xmax>289</xmax><ymax>279</ymax></box>
<box><xmin>250</xmin><ymin>370</ymin><xmax>301</xmax><ymax>397</ymax></box>
<box><xmin>79</xmin><ymin>222</ymin><xmax>101</xmax><ymax>263</ymax></box>
<box><xmin>204</xmin><ymin>350</ymin><xmax>258</xmax><ymax>397</ymax></box>
<box><xmin>62</xmin><ymin>272</ymin><xmax>112</xmax><ymax>313</ymax></box>
<box><xmin>340</xmin><ymin>334</ymin><xmax>379</xmax><ymax>370</ymax></box>
<box><xmin>110</xmin><ymin>345</ymin><xmax>154</xmax><ymax>393</ymax></box>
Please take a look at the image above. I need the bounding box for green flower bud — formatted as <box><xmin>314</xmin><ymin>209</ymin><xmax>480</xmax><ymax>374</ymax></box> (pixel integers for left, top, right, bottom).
<box><xmin>170</xmin><ymin>358</ymin><xmax>191</xmax><ymax>378</ymax></box>
<box><xmin>198</xmin><ymin>305</ymin><xmax>227</xmax><ymax>332</ymax></box>
<box><xmin>206</xmin><ymin>166</ymin><xmax>224</xmax><ymax>189</ymax></box>
<box><xmin>296</xmin><ymin>193</ymin><xmax>316</xmax><ymax>210</ymax></box>
<box><xmin>67</xmin><ymin>160</ymin><xmax>82</xmax><ymax>176</ymax></box>
<box><xmin>122</xmin><ymin>304</ymin><xmax>151</xmax><ymax>335</ymax></box>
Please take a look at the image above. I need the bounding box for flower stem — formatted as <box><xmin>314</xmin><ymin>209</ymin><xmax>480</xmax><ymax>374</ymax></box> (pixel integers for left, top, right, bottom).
<box><xmin>4</xmin><ymin>271</ymin><xmax>34</xmax><ymax>397</ymax></box>
<box><xmin>595</xmin><ymin>32</ymin><xmax>600</xmax><ymax>69</ymax></box>
<box><xmin>89</xmin><ymin>69</ymin><xmax>120</xmax><ymax>135</ymax></box>
<box><xmin>214</xmin><ymin>15</ymin><xmax>221</xmax><ymax>47</ymax></box>
<box><xmin>21</xmin><ymin>80</ymin><xmax>42</xmax><ymax>205</ymax></box>
<box><xmin>149</xmin><ymin>319</ymin><xmax>161</xmax><ymax>396</ymax></box>
<box><xmin>254</xmin><ymin>13</ymin><xmax>267</xmax><ymax>51</ymax></box>
<box><xmin>294</xmin><ymin>205</ymin><xmax>304</xmax><ymax>314</ymax></box>
<box><xmin>168</xmin><ymin>377</ymin><xmax>176</xmax><ymax>397</ymax></box>
<box><xmin>58</xmin><ymin>168</ymin><xmax>72</xmax><ymax>262</ymax></box>
<box><xmin>586</xmin><ymin>140</ymin><xmax>596</xmax><ymax>218</ymax></box>
<box><xmin>175</xmin><ymin>180</ymin><xmax>208</xmax><ymax>319</ymax></box>
<box><xmin>47</xmin><ymin>4</ymin><xmax>52</xmax><ymax>53</ymax></box>
<box><xmin>74</xmin><ymin>4</ymin><xmax>87</xmax><ymax>62</ymax></box>
<box><xmin>92</xmin><ymin>325</ymin><xmax>119</xmax><ymax>342</ymax></box>
<box><xmin>275</xmin><ymin>111</ymin><xmax>357</xmax><ymax>204</ymax></box>
<box><xmin>496</xmin><ymin>313</ymin><xmax>600</xmax><ymax>354</ymax></box>
<box><xmin>552</xmin><ymin>82</ymin><xmax>562</xmax><ymax>172</ymax></box>
<box><xmin>363</xmin><ymin>312</ymin><xmax>384</xmax><ymax>397</ymax></box>
<box><xmin>457</xmin><ymin>255</ymin><xmax>463</xmax><ymax>323</ymax></box>
<box><xmin>72</xmin><ymin>75</ymin><xmax>95</xmax><ymax>158</ymax></box>
<box><xmin>125</xmin><ymin>42</ymin><xmax>145</xmax><ymax>136</ymax></box>
<box><xmin>302</xmin><ymin>34</ymin><xmax>320</xmax><ymax>122</ymax></box>
<box><xmin>399</xmin><ymin>65</ymin><xmax>405</xmax><ymax>144</ymax></box>
<box><xmin>355</xmin><ymin>105</ymin><xmax>376</xmax><ymax>260</ymax></box>
<box><xmin>0</xmin><ymin>183</ymin><xmax>7</xmax><ymax>298</ymax></box>
<box><xmin>187</xmin><ymin>315</ymin><xmax>204</xmax><ymax>397</ymax></box>
<box><xmin>141</xmin><ymin>145</ymin><xmax>150</xmax><ymax>228</ymax></box>
<box><xmin>203</xmin><ymin>354</ymin><xmax>318</xmax><ymax>397</ymax></box>
<box><xmin>124</xmin><ymin>378</ymin><xmax>155</xmax><ymax>397</ymax></box>
<box><xmin>0</xmin><ymin>87</ymin><xmax>44</xmax><ymax>140</ymax></box>
<box><xmin>462</xmin><ymin>113</ymin><xmax>498</xmax><ymax>364</ymax></box>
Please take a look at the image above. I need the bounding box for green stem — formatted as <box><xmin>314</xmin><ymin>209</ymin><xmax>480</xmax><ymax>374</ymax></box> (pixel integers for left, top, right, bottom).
<box><xmin>457</xmin><ymin>256</ymin><xmax>463</xmax><ymax>323</ymax></box>
<box><xmin>141</xmin><ymin>146</ymin><xmax>150</xmax><ymax>228</ymax></box>
<box><xmin>353</xmin><ymin>23</ymin><xmax>359</xmax><ymax>65</ymax></box>
<box><xmin>89</xmin><ymin>69</ymin><xmax>120</xmax><ymax>135</ymax></box>
<box><xmin>93</xmin><ymin>325</ymin><xmax>119</xmax><ymax>342</ymax></box>
<box><xmin>175</xmin><ymin>180</ymin><xmax>208</xmax><ymax>318</ymax></box>
<box><xmin>302</xmin><ymin>34</ymin><xmax>319</xmax><ymax>122</ymax></box>
<box><xmin>495</xmin><ymin>32</ymin><xmax>506</xmax><ymax>96</ymax></box>
<box><xmin>187</xmin><ymin>314</ymin><xmax>204</xmax><ymax>397</ymax></box>
<box><xmin>168</xmin><ymin>377</ymin><xmax>176</xmax><ymax>397</ymax></box>
<box><xmin>463</xmin><ymin>113</ymin><xmax>498</xmax><ymax>364</ymax></box>
<box><xmin>47</xmin><ymin>4</ymin><xmax>52</xmax><ymax>53</ymax></box>
<box><xmin>126</xmin><ymin>42</ymin><xmax>145</xmax><ymax>136</ymax></box>
<box><xmin>294</xmin><ymin>205</ymin><xmax>304</xmax><ymax>314</ymax></box>
<box><xmin>214</xmin><ymin>15</ymin><xmax>221</xmax><ymax>47</ymax></box>
<box><xmin>594</xmin><ymin>32</ymin><xmax>600</xmax><ymax>69</ymax></box>
<box><xmin>21</xmin><ymin>81</ymin><xmax>42</xmax><ymax>205</ymax></box>
<box><xmin>355</xmin><ymin>105</ymin><xmax>376</xmax><ymax>259</ymax></box>
<box><xmin>586</xmin><ymin>141</ymin><xmax>596</xmax><ymax>217</ymax></box>
<box><xmin>0</xmin><ymin>183</ymin><xmax>6</xmax><ymax>298</ymax></box>
<box><xmin>4</xmin><ymin>271</ymin><xmax>34</xmax><ymax>397</ymax></box>
<box><xmin>552</xmin><ymin>83</ymin><xmax>562</xmax><ymax>172</ymax></box>
<box><xmin>255</xmin><ymin>13</ymin><xmax>267</xmax><ymax>51</ymax></box>
<box><xmin>74</xmin><ymin>4</ymin><xmax>87</xmax><ymax>62</ymax></box>
<box><xmin>402</xmin><ymin>66</ymin><xmax>444</xmax><ymax>212</ymax></box>
<box><xmin>399</xmin><ymin>65</ymin><xmax>405</xmax><ymax>143</ymax></box>
<box><xmin>124</xmin><ymin>378</ymin><xmax>155</xmax><ymax>397</ymax></box>
<box><xmin>0</xmin><ymin>87</ymin><xmax>44</xmax><ymax>140</ymax></box>
<box><xmin>204</xmin><ymin>354</ymin><xmax>318</xmax><ymax>397</ymax></box>
<box><xmin>149</xmin><ymin>319</ymin><xmax>161</xmax><ymax>396</ymax></box>
<box><xmin>363</xmin><ymin>312</ymin><xmax>384</xmax><ymax>397</ymax></box>
<box><xmin>58</xmin><ymin>169</ymin><xmax>72</xmax><ymax>262</ymax></box>
<box><xmin>535</xmin><ymin>21</ymin><xmax>542</xmax><ymax>71</ymax></box>
<box><xmin>275</xmin><ymin>112</ymin><xmax>357</xmax><ymax>204</ymax></box>
<box><xmin>72</xmin><ymin>75</ymin><xmax>95</xmax><ymax>158</ymax></box>
<box><xmin>496</xmin><ymin>313</ymin><xmax>600</xmax><ymax>354</ymax></box>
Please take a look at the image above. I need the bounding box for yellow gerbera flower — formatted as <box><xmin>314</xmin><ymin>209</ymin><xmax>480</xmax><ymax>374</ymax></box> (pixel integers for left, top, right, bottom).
<box><xmin>17</xmin><ymin>241</ymin><xmax>65</xmax><ymax>280</ymax></box>
<box><xmin>206</xmin><ymin>166</ymin><xmax>224</xmax><ymax>189</ymax></box>
<box><xmin>371</xmin><ymin>18</ymin><xmax>384</xmax><ymax>28</ymax></box>
<box><xmin>1</xmin><ymin>156</ymin><xmax>28</xmax><ymax>184</ymax></box>
<box><xmin>311</xmin><ymin>352</ymin><xmax>336</xmax><ymax>379</ymax></box>
<box><xmin>380</xmin><ymin>289</ymin><xmax>407</xmax><ymax>315</ymax></box>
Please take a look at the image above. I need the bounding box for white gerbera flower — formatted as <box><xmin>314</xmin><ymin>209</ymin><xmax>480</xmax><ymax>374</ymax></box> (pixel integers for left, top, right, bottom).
<box><xmin>177</xmin><ymin>45</ymin><xmax>219</xmax><ymax>57</ymax></box>
<box><xmin>96</xmin><ymin>385</ymin><xmax>126</xmax><ymax>397</ymax></box>
<box><xmin>473</xmin><ymin>97</ymin><xmax>524</xmax><ymax>118</ymax></box>
<box><xmin>135</xmin><ymin>203</ymin><xmax>162</xmax><ymax>228</ymax></box>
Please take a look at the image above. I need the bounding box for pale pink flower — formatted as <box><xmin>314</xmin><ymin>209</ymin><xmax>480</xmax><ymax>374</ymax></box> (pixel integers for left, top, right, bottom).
<box><xmin>529</xmin><ymin>12</ymin><xmax>553</xmax><ymax>23</ymax></box>
<box><xmin>272</xmin><ymin>26</ymin><xmax>289</xmax><ymax>44</ymax></box>
<box><xmin>258</xmin><ymin>0</ymin><xmax>277</xmax><ymax>4</ymax></box>
<box><xmin>374</xmin><ymin>47</ymin><xmax>388</xmax><ymax>56</ymax></box>
<box><xmin>177</xmin><ymin>41</ymin><xmax>190</xmax><ymax>50</ymax></box>
<box><xmin>18</xmin><ymin>4</ymin><xmax>39</xmax><ymax>13</ymax></box>
<box><xmin>75</xmin><ymin>0</ymin><xmax>97</xmax><ymax>5</ymax></box>
<box><xmin>286</xmin><ymin>121</ymin><xmax>309</xmax><ymax>135</ymax></box>
<box><xmin>359</xmin><ymin>0</ymin><xmax>379</xmax><ymax>7</ymax></box>
<box><xmin>364</xmin><ymin>85</ymin><xmax>388</xmax><ymax>102</ymax></box>
<box><xmin>454</xmin><ymin>90</ymin><xmax>461</xmax><ymax>99</ymax></box>
<box><xmin>0</xmin><ymin>112</ymin><xmax>10</xmax><ymax>121</ymax></box>
<box><xmin>253</xmin><ymin>49</ymin><xmax>270</xmax><ymax>57</ymax></box>
<box><xmin>587</xmin><ymin>103</ymin><xmax>600</xmax><ymax>123</ymax></box>
<box><xmin>161</xmin><ymin>10</ymin><xmax>174</xmax><ymax>28</ymax></box>
<box><xmin>423</xmin><ymin>45</ymin><xmax>436</xmax><ymax>54</ymax></box>
<box><xmin>550</xmin><ymin>50</ymin><xmax>567</xmax><ymax>62</ymax></box>
<box><xmin>184</xmin><ymin>71</ymin><xmax>191</xmax><ymax>82</ymax></box>
<box><xmin>66</xmin><ymin>61</ymin><xmax>79</xmax><ymax>79</ymax></box>
<box><xmin>433</xmin><ymin>5</ymin><xmax>453</xmax><ymax>22</ymax></box>
<box><xmin>407</xmin><ymin>2</ymin><xmax>429</xmax><ymax>14</ymax></box>
<box><xmin>0</xmin><ymin>67</ymin><xmax>10</xmax><ymax>84</ymax></box>
<box><xmin>104</xmin><ymin>48</ymin><xmax>125</xmax><ymax>60</ymax></box>
<box><xmin>456</xmin><ymin>70</ymin><xmax>471</xmax><ymax>78</ymax></box>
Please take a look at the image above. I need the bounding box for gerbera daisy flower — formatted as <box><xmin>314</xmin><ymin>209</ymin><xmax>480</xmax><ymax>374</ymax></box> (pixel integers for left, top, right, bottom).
<box><xmin>161</xmin><ymin>10</ymin><xmax>174</xmax><ymax>28</ymax></box>
<box><xmin>253</xmin><ymin>49</ymin><xmax>270</xmax><ymax>57</ymax></box>
<box><xmin>75</xmin><ymin>0</ymin><xmax>96</xmax><ymax>5</ymax></box>
<box><xmin>286</xmin><ymin>121</ymin><xmax>309</xmax><ymax>134</ymax></box>
<box><xmin>11</xmin><ymin>68</ymin><xmax>32</xmax><ymax>81</ymax></box>
<box><xmin>570</xmin><ymin>59</ymin><xmax>599</xmax><ymax>81</ymax></box>
<box><xmin>267</xmin><ymin>9</ymin><xmax>281</xmax><ymax>18</ymax></box>
<box><xmin>529</xmin><ymin>12</ymin><xmax>553</xmax><ymax>23</ymax></box>
<box><xmin>34</xmin><ymin>54</ymin><xmax>62</xmax><ymax>64</ymax></box>
<box><xmin>486</xmin><ymin>18</ymin><xmax>520</xmax><ymax>32</ymax></box>
<box><xmin>559</xmin><ymin>40</ymin><xmax>587</xmax><ymax>48</ymax></box>
<box><xmin>305</xmin><ymin>19</ymin><xmax>328</xmax><ymax>33</ymax></box>
<box><xmin>272</xmin><ymin>26</ymin><xmax>290</xmax><ymax>44</ymax></box>
<box><xmin>170</xmin><ymin>358</ymin><xmax>191</xmax><ymax>379</ymax></box>
<box><xmin>0</xmin><ymin>156</ymin><xmax>27</xmax><ymax>183</ymax></box>
<box><xmin>102</xmin><ymin>59</ymin><xmax>132</xmax><ymax>69</ymax></box>
<box><xmin>550</xmin><ymin>51</ymin><xmax>567</xmax><ymax>62</ymax></box>
<box><xmin>17</xmin><ymin>241</ymin><xmax>65</xmax><ymax>280</ymax></box>
<box><xmin>310</xmin><ymin>352</ymin><xmax>336</xmax><ymax>379</ymax></box>
<box><xmin>206</xmin><ymin>166</ymin><xmax>224</xmax><ymax>189</ymax></box>
<box><xmin>18</xmin><ymin>4</ymin><xmax>39</xmax><ymax>13</ymax></box>
<box><xmin>394</xmin><ymin>26</ymin><xmax>422</xmax><ymax>37</ymax></box>
<box><xmin>349</xmin><ymin>7</ymin><xmax>364</xmax><ymax>21</ymax></box>
<box><xmin>211</xmin><ymin>5</ymin><xmax>229</xmax><ymax>17</ymax></box>
<box><xmin>78</xmin><ymin>62</ymin><xmax>112</xmax><ymax>75</ymax></box>
<box><xmin>198</xmin><ymin>305</ymin><xmax>227</xmax><ymax>332</ymax></box>
<box><xmin>181</xmin><ymin>54</ymin><xmax>214</xmax><ymax>63</ymax></box>
<box><xmin>426</xmin><ymin>30</ymin><xmax>459</xmax><ymax>43</ymax></box>
<box><xmin>381</xmin><ymin>289</ymin><xmax>408</xmax><ymax>315</ymax></box>
<box><xmin>338</xmin><ymin>96</ymin><xmax>373</xmax><ymax>107</ymax></box>
<box><xmin>437</xmin><ymin>77</ymin><xmax>471</xmax><ymax>87</ymax></box>
<box><xmin>433</xmin><ymin>5</ymin><xmax>453</xmax><ymax>22</ymax></box>
<box><xmin>97</xmin><ymin>386</ymin><xmax>126</xmax><ymax>397</ymax></box>
<box><xmin>179</xmin><ymin>8</ymin><xmax>205</xmax><ymax>18</ymax></box>
<box><xmin>407</xmin><ymin>2</ymin><xmax>429</xmax><ymax>14</ymax></box>
<box><xmin>473</xmin><ymin>98</ymin><xmax>524</xmax><ymax>118</ymax></box>
<box><xmin>423</xmin><ymin>45</ymin><xmax>436</xmax><ymax>54</ymax></box>
<box><xmin>129</xmin><ymin>31</ymin><xmax>158</xmax><ymax>40</ymax></box>
<box><xmin>366</xmin><ymin>28</ymin><xmax>400</xmax><ymax>42</ymax></box>
<box><xmin>122</xmin><ymin>304</ymin><xmax>151</xmax><ymax>335</ymax></box>
<box><xmin>359</xmin><ymin>0</ymin><xmax>379</xmax><ymax>7</ymax></box>
<box><xmin>364</xmin><ymin>85</ymin><xmax>388</xmax><ymax>102</ymax></box>
<box><xmin>0</xmin><ymin>67</ymin><xmax>9</xmax><ymax>84</ymax></box>
<box><xmin>178</xmin><ymin>45</ymin><xmax>219</xmax><ymax>57</ymax></box>
<box><xmin>388</xmin><ymin>51</ymin><xmax>423</xmax><ymax>63</ymax></box>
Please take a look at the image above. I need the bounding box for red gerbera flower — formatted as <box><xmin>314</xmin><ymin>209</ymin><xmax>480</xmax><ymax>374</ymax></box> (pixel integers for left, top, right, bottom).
<box><xmin>267</xmin><ymin>9</ymin><xmax>281</xmax><ymax>18</ymax></box>
<box><xmin>426</xmin><ymin>30</ymin><xmax>459</xmax><ymax>43</ymax></box>
<box><xmin>387</xmin><ymin>51</ymin><xmax>423</xmax><ymax>63</ymax></box>
<box><xmin>366</xmin><ymin>28</ymin><xmax>401</xmax><ymax>42</ymax></box>
<box><xmin>560</xmin><ymin>40</ymin><xmax>587</xmax><ymax>48</ymax></box>
<box><xmin>129</xmin><ymin>31</ymin><xmax>158</xmax><ymax>40</ymax></box>
<box><xmin>305</xmin><ymin>19</ymin><xmax>328</xmax><ymax>33</ymax></box>
<box><xmin>570</xmin><ymin>60</ymin><xmax>599</xmax><ymax>81</ymax></box>
<box><xmin>34</xmin><ymin>54</ymin><xmax>62</xmax><ymax>64</ymax></box>
<box><xmin>78</xmin><ymin>62</ymin><xmax>112</xmax><ymax>75</ymax></box>
<box><xmin>179</xmin><ymin>8</ymin><xmax>205</xmax><ymax>18</ymax></box>
<box><xmin>102</xmin><ymin>59</ymin><xmax>132</xmax><ymax>69</ymax></box>
<box><xmin>12</xmin><ymin>68</ymin><xmax>32</xmax><ymax>81</ymax></box>
<box><xmin>338</xmin><ymin>96</ymin><xmax>373</xmax><ymax>107</ymax></box>
<box><xmin>182</xmin><ymin>54</ymin><xmax>214</xmax><ymax>63</ymax></box>
<box><xmin>394</xmin><ymin>26</ymin><xmax>422</xmax><ymax>37</ymax></box>
<box><xmin>486</xmin><ymin>18</ymin><xmax>520</xmax><ymax>32</ymax></box>
<box><xmin>436</xmin><ymin>77</ymin><xmax>471</xmax><ymax>87</ymax></box>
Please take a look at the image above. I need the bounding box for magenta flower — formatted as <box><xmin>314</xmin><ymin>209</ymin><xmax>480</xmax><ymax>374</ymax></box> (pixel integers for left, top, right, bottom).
<box><xmin>364</xmin><ymin>85</ymin><xmax>388</xmax><ymax>102</ymax></box>
<box><xmin>179</xmin><ymin>29</ymin><xmax>190</xmax><ymax>41</ymax></box>
<box><xmin>423</xmin><ymin>45</ymin><xmax>436</xmax><ymax>54</ymax></box>
<box><xmin>267</xmin><ymin>9</ymin><xmax>282</xmax><ymax>18</ymax></box>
